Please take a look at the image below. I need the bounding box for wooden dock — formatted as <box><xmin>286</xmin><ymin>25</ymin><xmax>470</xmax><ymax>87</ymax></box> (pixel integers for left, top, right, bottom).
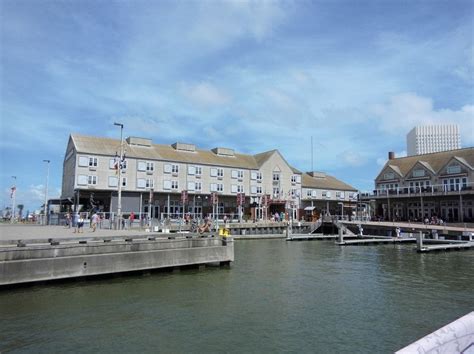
<box><xmin>417</xmin><ymin>241</ymin><xmax>473</xmax><ymax>253</ymax></box>
<box><xmin>286</xmin><ymin>234</ymin><xmax>338</xmax><ymax>241</ymax></box>
<box><xmin>337</xmin><ymin>237</ymin><xmax>416</xmax><ymax>246</ymax></box>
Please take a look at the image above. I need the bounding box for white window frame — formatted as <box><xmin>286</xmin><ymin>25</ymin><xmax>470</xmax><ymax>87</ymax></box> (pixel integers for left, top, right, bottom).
<box><xmin>164</xmin><ymin>164</ymin><xmax>172</xmax><ymax>174</ymax></box>
<box><xmin>172</xmin><ymin>164</ymin><xmax>179</xmax><ymax>174</ymax></box>
<box><xmin>146</xmin><ymin>178</ymin><xmax>154</xmax><ymax>189</ymax></box>
<box><xmin>447</xmin><ymin>165</ymin><xmax>461</xmax><ymax>174</ymax></box>
<box><xmin>121</xmin><ymin>177</ymin><xmax>127</xmax><ymax>187</ymax></box>
<box><xmin>231</xmin><ymin>185</ymin><xmax>238</xmax><ymax>193</ymax></box>
<box><xmin>273</xmin><ymin>173</ymin><xmax>280</xmax><ymax>181</ymax></box>
<box><xmin>89</xmin><ymin>157</ymin><xmax>98</xmax><ymax>167</ymax></box>
<box><xmin>88</xmin><ymin>175</ymin><xmax>97</xmax><ymax>185</ymax></box>
<box><xmin>195</xmin><ymin>166</ymin><xmax>202</xmax><ymax>176</ymax></box>
<box><xmin>146</xmin><ymin>162</ymin><xmax>154</xmax><ymax>172</ymax></box>
<box><xmin>138</xmin><ymin>161</ymin><xmax>147</xmax><ymax>172</ymax></box>
<box><xmin>195</xmin><ymin>181</ymin><xmax>202</xmax><ymax>191</ymax></box>
<box><xmin>188</xmin><ymin>166</ymin><xmax>196</xmax><ymax>175</ymax></box>
<box><xmin>188</xmin><ymin>181</ymin><xmax>195</xmax><ymax>191</ymax></box>
<box><xmin>217</xmin><ymin>168</ymin><xmax>224</xmax><ymax>178</ymax></box>
<box><xmin>384</xmin><ymin>172</ymin><xmax>395</xmax><ymax>180</ymax></box>
<box><xmin>413</xmin><ymin>169</ymin><xmax>425</xmax><ymax>177</ymax></box>
<box><xmin>171</xmin><ymin>180</ymin><xmax>179</xmax><ymax>190</ymax></box>
<box><xmin>217</xmin><ymin>184</ymin><xmax>223</xmax><ymax>192</ymax></box>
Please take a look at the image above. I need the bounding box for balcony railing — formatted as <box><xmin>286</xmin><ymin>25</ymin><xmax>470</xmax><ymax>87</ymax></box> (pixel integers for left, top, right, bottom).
<box><xmin>360</xmin><ymin>182</ymin><xmax>473</xmax><ymax>199</ymax></box>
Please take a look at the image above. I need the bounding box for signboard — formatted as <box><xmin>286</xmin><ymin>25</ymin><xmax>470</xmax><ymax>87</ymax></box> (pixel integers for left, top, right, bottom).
<box><xmin>181</xmin><ymin>190</ymin><xmax>188</xmax><ymax>204</ymax></box>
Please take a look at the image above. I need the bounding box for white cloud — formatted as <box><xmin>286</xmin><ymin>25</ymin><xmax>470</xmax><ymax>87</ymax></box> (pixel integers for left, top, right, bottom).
<box><xmin>337</xmin><ymin>150</ymin><xmax>367</xmax><ymax>167</ymax></box>
<box><xmin>180</xmin><ymin>82</ymin><xmax>231</xmax><ymax>108</ymax></box>
<box><xmin>372</xmin><ymin>93</ymin><xmax>474</xmax><ymax>145</ymax></box>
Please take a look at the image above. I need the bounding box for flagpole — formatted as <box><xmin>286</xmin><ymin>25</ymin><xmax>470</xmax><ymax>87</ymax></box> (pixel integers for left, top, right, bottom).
<box><xmin>11</xmin><ymin>176</ymin><xmax>16</xmax><ymax>224</ymax></box>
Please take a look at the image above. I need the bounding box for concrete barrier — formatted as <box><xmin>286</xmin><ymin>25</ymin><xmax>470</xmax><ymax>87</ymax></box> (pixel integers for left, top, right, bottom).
<box><xmin>0</xmin><ymin>236</ymin><xmax>233</xmax><ymax>286</ymax></box>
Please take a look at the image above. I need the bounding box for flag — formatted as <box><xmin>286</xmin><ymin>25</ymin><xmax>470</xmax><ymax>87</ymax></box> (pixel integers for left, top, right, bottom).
<box><xmin>10</xmin><ymin>186</ymin><xmax>16</xmax><ymax>198</ymax></box>
<box><xmin>113</xmin><ymin>153</ymin><xmax>119</xmax><ymax>174</ymax></box>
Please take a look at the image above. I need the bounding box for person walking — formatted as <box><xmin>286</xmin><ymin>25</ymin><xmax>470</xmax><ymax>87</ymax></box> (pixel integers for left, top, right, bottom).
<box><xmin>91</xmin><ymin>212</ymin><xmax>99</xmax><ymax>232</ymax></box>
<box><xmin>74</xmin><ymin>213</ymin><xmax>84</xmax><ymax>233</ymax></box>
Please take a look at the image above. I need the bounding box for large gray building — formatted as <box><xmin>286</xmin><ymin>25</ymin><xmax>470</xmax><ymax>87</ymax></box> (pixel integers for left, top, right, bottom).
<box><xmin>61</xmin><ymin>134</ymin><xmax>358</xmax><ymax>221</ymax></box>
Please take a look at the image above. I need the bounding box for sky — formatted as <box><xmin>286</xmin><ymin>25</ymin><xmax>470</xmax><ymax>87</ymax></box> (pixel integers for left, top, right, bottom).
<box><xmin>1</xmin><ymin>0</ymin><xmax>473</xmax><ymax>213</ymax></box>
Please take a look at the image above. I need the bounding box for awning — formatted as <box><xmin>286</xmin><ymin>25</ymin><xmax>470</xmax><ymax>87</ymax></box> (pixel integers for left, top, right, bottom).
<box><xmin>304</xmin><ymin>206</ymin><xmax>316</xmax><ymax>211</ymax></box>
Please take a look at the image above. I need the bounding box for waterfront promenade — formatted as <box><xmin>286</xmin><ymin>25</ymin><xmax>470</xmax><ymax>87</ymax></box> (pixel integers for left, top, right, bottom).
<box><xmin>0</xmin><ymin>224</ymin><xmax>154</xmax><ymax>242</ymax></box>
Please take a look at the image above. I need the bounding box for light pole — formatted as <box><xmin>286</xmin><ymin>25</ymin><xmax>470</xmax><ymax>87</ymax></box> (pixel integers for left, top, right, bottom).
<box><xmin>114</xmin><ymin>122</ymin><xmax>124</xmax><ymax>229</ymax></box>
<box><xmin>43</xmin><ymin>160</ymin><xmax>50</xmax><ymax>225</ymax></box>
<box><xmin>11</xmin><ymin>176</ymin><xmax>16</xmax><ymax>223</ymax></box>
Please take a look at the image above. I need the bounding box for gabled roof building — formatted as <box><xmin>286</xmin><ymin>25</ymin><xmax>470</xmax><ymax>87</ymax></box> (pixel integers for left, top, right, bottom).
<box><xmin>361</xmin><ymin>148</ymin><xmax>474</xmax><ymax>222</ymax></box>
<box><xmin>62</xmin><ymin>134</ymin><xmax>357</xmax><ymax>222</ymax></box>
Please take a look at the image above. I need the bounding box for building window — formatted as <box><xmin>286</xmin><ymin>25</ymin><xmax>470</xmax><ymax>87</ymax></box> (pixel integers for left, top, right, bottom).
<box><xmin>189</xmin><ymin>165</ymin><xmax>202</xmax><ymax>176</ymax></box>
<box><xmin>108</xmin><ymin>176</ymin><xmax>118</xmax><ymax>187</ymax></box>
<box><xmin>273</xmin><ymin>187</ymin><xmax>279</xmax><ymax>198</ymax></box>
<box><xmin>146</xmin><ymin>162</ymin><xmax>154</xmax><ymax>172</ymax></box>
<box><xmin>121</xmin><ymin>177</ymin><xmax>127</xmax><ymax>187</ymax></box>
<box><xmin>88</xmin><ymin>175</ymin><xmax>97</xmax><ymax>185</ymax></box>
<box><xmin>137</xmin><ymin>178</ymin><xmax>146</xmax><ymax>189</ymax></box>
<box><xmin>89</xmin><ymin>157</ymin><xmax>98</xmax><ymax>167</ymax></box>
<box><xmin>217</xmin><ymin>183</ymin><xmax>223</xmax><ymax>192</ymax></box>
<box><xmin>195</xmin><ymin>182</ymin><xmax>202</xmax><ymax>191</ymax></box>
<box><xmin>384</xmin><ymin>172</ymin><xmax>394</xmax><ymax>180</ymax></box>
<box><xmin>171</xmin><ymin>180</ymin><xmax>178</xmax><ymax>190</ymax></box>
<box><xmin>211</xmin><ymin>168</ymin><xmax>224</xmax><ymax>178</ymax></box>
<box><xmin>146</xmin><ymin>179</ymin><xmax>154</xmax><ymax>189</ymax></box>
<box><xmin>413</xmin><ymin>169</ymin><xmax>425</xmax><ymax>177</ymax></box>
<box><xmin>291</xmin><ymin>175</ymin><xmax>301</xmax><ymax>184</ymax></box>
<box><xmin>273</xmin><ymin>173</ymin><xmax>280</xmax><ymax>181</ymax></box>
<box><xmin>172</xmin><ymin>164</ymin><xmax>179</xmax><ymax>174</ymax></box>
<box><xmin>251</xmin><ymin>171</ymin><xmax>263</xmax><ymax>181</ymax></box>
<box><xmin>232</xmin><ymin>170</ymin><xmax>244</xmax><ymax>179</ymax></box>
<box><xmin>447</xmin><ymin>165</ymin><xmax>461</xmax><ymax>174</ymax></box>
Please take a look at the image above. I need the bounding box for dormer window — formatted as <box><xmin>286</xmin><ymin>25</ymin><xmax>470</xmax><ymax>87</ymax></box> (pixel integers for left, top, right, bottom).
<box><xmin>413</xmin><ymin>169</ymin><xmax>425</xmax><ymax>177</ymax></box>
<box><xmin>447</xmin><ymin>165</ymin><xmax>461</xmax><ymax>174</ymax></box>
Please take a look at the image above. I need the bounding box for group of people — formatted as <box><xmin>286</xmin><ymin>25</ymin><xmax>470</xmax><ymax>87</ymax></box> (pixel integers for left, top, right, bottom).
<box><xmin>65</xmin><ymin>212</ymin><xmax>102</xmax><ymax>233</ymax></box>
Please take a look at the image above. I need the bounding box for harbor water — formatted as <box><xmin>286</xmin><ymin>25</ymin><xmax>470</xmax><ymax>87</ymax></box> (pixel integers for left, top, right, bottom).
<box><xmin>1</xmin><ymin>239</ymin><xmax>473</xmax><ymax>353</ymax></box>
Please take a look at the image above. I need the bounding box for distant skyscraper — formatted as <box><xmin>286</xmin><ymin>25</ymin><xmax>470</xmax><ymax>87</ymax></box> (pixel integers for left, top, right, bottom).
<box><xmin>407</xmin><ymin>124</ymin><xmax>461</xmax><ymax>156</ymax></box>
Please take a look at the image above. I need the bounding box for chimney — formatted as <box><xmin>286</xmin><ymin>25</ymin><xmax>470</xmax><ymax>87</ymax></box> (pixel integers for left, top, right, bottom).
<box><xmin>388</xmin><ymin>151</ymin><xmax>395</xmax><ymax>160</ymax></box>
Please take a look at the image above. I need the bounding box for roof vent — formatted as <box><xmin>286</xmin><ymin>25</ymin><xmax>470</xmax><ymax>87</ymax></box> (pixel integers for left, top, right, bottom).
<box><xmin>172</xmin><ymin>142</ymin><xmax>196</xmax><ymax>152</ymax></box>
<box><xmin>212</xmin><ymin>147</ymin><xmax>234</xmax><ymax>156</ymax></box>
<box><xmin>126</xmin><ymin>137</ymin><xmax>152</xmax><ymax>147</ymax></box>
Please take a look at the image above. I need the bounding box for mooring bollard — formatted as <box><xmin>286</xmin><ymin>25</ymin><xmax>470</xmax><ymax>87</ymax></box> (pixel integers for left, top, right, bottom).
<box><xmin>338</xmin><ymin>224</ymin><xmax>344</xmax><ymax>243</ymax></box>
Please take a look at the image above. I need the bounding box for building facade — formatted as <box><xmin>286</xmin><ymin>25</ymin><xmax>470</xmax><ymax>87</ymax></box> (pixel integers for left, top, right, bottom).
<box><xmin>62</xmin><ymin>134</ymin><xmax>357</xmax><ymax>221</ymax></box>
<box><xmin>407</xmin><ymin>124</ymin><xmax>460</xmax><ymax>156</ymax></box>
<box><xmin>361</xmin><ymin>148</ymin><xmax>474</xmax><ymax>223</ymax></box>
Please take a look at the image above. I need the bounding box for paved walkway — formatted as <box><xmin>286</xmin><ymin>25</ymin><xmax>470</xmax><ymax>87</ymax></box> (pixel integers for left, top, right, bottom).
<box><xmin>0</xmin><ymin>224</ymin><xmax>156</xmax><ymax>241</ymax></box>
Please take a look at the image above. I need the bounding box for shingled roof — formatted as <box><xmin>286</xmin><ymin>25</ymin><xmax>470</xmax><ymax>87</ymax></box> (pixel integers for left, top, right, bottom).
<box><xmin>376</xmin><ymin>147</ymin><xmax>474</xmax><ymax>179</ymax></box>
<box><xmin>301</xmin><ymin>172</ymin><xmax>357</xmax><ymax>191</ymax></box>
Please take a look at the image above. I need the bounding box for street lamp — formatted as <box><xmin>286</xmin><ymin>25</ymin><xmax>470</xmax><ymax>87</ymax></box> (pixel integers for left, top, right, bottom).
<box><xmin>114</xmin><ymin>122</ymin><xmax>124</xmax><ymax>229</ymax></box>
<box><xmin>43</xmin><ymin>160</ymin><xmax>50</xmax><ymax>225</ymax></box>
<box><xmin>11</xmin><ymin>176</ymin><xmax>16</xmax><ymax>224</ymax></box>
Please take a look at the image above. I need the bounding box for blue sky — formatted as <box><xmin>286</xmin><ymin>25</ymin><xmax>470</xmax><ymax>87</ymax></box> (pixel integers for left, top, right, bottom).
<box><xmin>1</xmin><ymin>0</ymin><xmax>473</xmax><ymax>212</ymax></box>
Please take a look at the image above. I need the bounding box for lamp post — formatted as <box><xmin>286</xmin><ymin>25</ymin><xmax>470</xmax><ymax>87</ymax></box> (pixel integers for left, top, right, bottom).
<box><xmin>11</xmin><ymin>176</ymin><xmax>17</xmax><ymax>224</ymax></box>
<box><xmin>43</xmin><ymin>160</ymin><xmax>50</xmax><ymax>225</ymax></box>
<box><xmin>114</xmin><ymin>122</ymin><xmax>124</xmax><ymax>229</ymax></box>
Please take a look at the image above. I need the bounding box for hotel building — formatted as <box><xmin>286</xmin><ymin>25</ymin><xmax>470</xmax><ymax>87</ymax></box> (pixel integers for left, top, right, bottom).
<box><xmin>407</xmin><ymin>124</ymin><xmax>460</xmax><ymax>156</ymax></box>
<box><xmin>61</xmin><ymin>134</ymin><xmax>357</xmax><ymax>221</ymax></box>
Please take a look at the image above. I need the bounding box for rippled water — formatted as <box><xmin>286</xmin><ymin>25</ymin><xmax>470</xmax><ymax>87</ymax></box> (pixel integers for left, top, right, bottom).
<box><xmin>1</xmin><ymin>240</ymin><xmax>473</xmax><ymax>353</ymax></box>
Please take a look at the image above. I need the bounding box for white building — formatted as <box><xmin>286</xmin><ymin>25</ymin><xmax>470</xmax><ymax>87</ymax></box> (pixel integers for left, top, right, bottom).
<box><xmin>407</xmin><ymin>124</ymin><xmax>460</xmax><ymax>156</ymax></box>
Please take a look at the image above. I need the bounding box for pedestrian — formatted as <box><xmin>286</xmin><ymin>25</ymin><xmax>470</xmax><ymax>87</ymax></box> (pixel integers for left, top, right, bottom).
<box><xmin>75</xmin><ymin>213</ymin><xmax>84</xmax><ymax>233</ymax></box>
<box><xmin>65</xmin><ymin>212</ymin><xmax>71</xmax><ymax>228</ymax></box>
<box><xmin>91</xmin><ymin>212</ymin><xmax>99</xmax><ymax>232</ymax></box>
<box><xmin>130</xmin><ymin>211</ymin><xmax>135</xmax><ymax>228</ymax></box>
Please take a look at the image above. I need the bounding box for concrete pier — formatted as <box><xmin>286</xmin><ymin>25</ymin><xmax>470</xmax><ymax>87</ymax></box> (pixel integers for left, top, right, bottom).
<box><xmin>0</xmin><ymin>226</ymin><xmax>233</xmax><ymax>286</ymax></box>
